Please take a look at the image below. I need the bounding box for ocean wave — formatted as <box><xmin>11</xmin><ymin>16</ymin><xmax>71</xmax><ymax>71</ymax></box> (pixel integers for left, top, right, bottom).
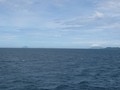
<box><xmin>52</xmin><ymin>81</ymin><xmax>120</xmax><ymax>90</ymax></box>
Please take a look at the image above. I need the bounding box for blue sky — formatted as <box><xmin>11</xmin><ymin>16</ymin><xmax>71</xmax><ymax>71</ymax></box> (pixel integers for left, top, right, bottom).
<box><xmin>0</xmin><ymin>0</ymin><xmax>120</xmax><ymax>48</ymax></box>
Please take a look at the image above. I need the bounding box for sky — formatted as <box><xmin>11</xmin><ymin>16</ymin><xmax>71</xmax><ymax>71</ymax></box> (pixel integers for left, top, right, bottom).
<box><xmin>0</xmin><ymin>0</ymin><xmax>120</xmax><ymax>48</ymax></box>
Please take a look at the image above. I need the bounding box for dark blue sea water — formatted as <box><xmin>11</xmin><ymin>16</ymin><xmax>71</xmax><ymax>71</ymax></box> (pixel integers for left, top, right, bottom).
<box><xmin>0</xmin><ymin>48</ymin><xmax>120</xmax><ymax>90</ymax></box>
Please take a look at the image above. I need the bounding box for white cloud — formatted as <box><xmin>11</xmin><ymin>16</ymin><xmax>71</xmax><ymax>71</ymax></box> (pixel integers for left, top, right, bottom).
<box><xmin>0</xmin><ymin>0</ymin><xmax>120</xmax><ymax>32</ymax></box>
<box><xmin>0</xmin><ymin>34</ymin><xmax>17</xmax><ymax>41</ymax></box>
<box><xmin>99</xmin><ymin>0</ymin><xmax>120</xmax><ymax>10</ymax></box>
<box><xmin>97</xmin><ymin>0</ymin><xmax>120</xmax><ymax>17</ymax></box>
<box><xmin>90</xmin><ymin>11</ymin><xmax>104</xmax><ymax>19</ymax></box>
<box><xmin>49</xmin><ymin>12</ymin><xmax>104</xmax><ymax>30</ymax></box>
<box><xmin>91</xmin><ymin>43</ymin><xmax>101</xmax><ymax>47</ymax></box>
<box><xmin>97</xmin><ymin>23</ymin><xmax>120</xmax><ymax>30</ymax></box>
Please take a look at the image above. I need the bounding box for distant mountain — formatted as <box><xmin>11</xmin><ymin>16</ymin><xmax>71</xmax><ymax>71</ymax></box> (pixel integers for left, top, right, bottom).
<box><xmin>105</xmin><ymin>47</ymin><xmax>120</xmax><ymax>49</ymax></box>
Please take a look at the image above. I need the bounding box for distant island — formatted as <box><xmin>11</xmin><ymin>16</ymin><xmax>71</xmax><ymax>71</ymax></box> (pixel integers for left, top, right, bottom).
<box><xmin>105</xmin><ymin>47</ymin><xmax>120</xmax><ymax>49</ymax></box>
<box><xmin>90</xmin><ymin>46</ymin><xmax>120</xmax><ymax>49</ymax></box>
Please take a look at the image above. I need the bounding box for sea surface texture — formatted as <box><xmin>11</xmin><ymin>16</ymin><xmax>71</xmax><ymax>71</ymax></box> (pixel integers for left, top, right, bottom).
<box><xmin>0</xmin><ymin>48</ymin><xmax>120</xmax><ymax>90</ymax></box>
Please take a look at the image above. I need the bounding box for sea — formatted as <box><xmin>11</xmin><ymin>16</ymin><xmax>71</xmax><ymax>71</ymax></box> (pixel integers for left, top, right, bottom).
<box><xmin>0</xmin><ymin>48</ymin><xmax>120</xmax><ymax>90</ymax></box>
